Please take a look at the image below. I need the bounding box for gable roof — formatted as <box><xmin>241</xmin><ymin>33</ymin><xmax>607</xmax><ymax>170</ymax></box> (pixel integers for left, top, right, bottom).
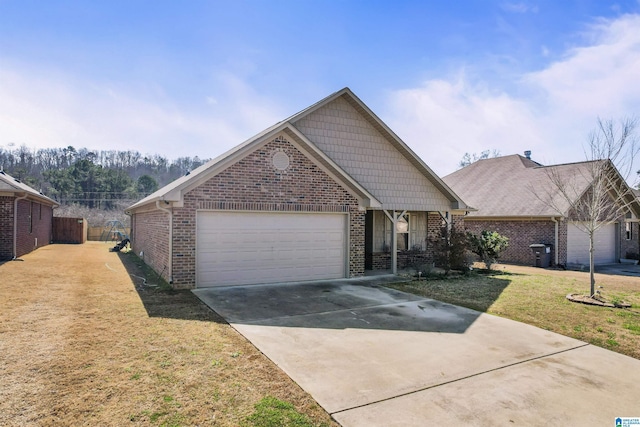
<box><xmin>443</xmin><ymin>154</ymin><xmax>640</xmax><ymax>218</ymax></box>
<box><xmin>0</xmin><ymin>170</ymin><xmax>58</xmax><ymax>207</ymax></box>
<box><xmin>127</xmin><ymin>88</ymin><xmax>470</xmax><ymax>213</ymax></box>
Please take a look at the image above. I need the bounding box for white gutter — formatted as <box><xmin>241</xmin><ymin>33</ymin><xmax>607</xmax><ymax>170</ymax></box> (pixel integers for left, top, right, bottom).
<box><xmin>551</xmin><ymin>217</ymin><xmax>559</xmax><ymax>265</ymax></box>
<box><xmin>155</xmin><ymin>200</ymin><xmax>173</xmax><ymax>284</ymax></box>
<box><xmin>13</xmin><ymin>193</ymin><xmax>28</xmax><ymax>260</ymax></box>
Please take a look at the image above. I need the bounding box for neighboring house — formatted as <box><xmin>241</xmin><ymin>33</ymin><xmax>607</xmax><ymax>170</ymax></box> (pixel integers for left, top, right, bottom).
<box><xmin>443</xmin><ymin>153</ymin><xmax>640</xmax><ymax>267</ymax></box>
<box><xmin>0</xmin><ymin>170</ymin><xmax>58</xmax><ymax>260</ymax></box>
<box><xmin>126</xmin><ymin>88</ymin><xmax>470</xmax><ymax>289</ymax></box>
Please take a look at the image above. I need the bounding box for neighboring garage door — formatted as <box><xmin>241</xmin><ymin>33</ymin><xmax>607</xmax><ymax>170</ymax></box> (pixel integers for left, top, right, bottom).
<box><xmin>566</xmin><ymin>222</ymin><xmax>616</xmax><ymax>265</ymax></box>
<box><xmin>196</xmin><ymin>211</ymin><xmax>347</xmax><ymax>287</ymax></box>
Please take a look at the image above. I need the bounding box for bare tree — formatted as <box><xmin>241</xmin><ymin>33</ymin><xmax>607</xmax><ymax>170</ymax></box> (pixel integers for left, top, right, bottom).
<box><xmin>458</xmin><ymin>149</ymin><xmax>501</xmax><ymax>168</ymax></box>
<box><xmin>536</xmin><ymin>118</ymin><xmax>638</xmax><ymax>296</ymax></box>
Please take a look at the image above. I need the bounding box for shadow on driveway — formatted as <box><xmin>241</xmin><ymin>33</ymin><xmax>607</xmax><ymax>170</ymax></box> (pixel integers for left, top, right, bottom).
<box><xmin>193</xmin><ymin>277</ymin><xmax>488</xmax><ymax>334</ymax></box>
<box><xmin>596</xmin><ymin>263</ymin><xmax>640</xmax><ymax>277</ymax></box>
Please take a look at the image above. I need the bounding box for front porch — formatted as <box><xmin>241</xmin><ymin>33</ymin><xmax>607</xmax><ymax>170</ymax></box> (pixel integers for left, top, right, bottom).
<box><xmin>364</xmin><ymin>209</ymin><xmax>456</xmax><ymax>273</ymax></box>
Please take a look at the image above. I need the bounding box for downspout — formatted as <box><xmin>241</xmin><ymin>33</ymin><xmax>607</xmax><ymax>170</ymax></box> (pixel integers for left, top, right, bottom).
<box><xmin>156</xmin><ymin>200</ymin><xmax>173</xmax><ymax>284</ymax></box>
<box><xmin>551</xmin><ymin>217</ymin><xmax>559</xmax><ymax>266</ymax></box>
<box><xmin>13</xmin><ymin>194</ymin><xmax>28</xmax><ymax>260</ymax></box>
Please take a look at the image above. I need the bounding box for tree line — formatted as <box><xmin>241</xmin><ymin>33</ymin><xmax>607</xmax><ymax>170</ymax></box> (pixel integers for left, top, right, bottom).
<box><xmin>0</xmin><ymin>145</ymin><xmax>208</xmax><ymax>209</ymax></box>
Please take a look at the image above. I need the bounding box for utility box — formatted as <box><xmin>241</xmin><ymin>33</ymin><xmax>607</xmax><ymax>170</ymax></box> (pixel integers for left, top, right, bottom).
<box><xmin>529</xmin><ymin>243</ymin><xmax>552</xmax><ymax>267</ymax></box>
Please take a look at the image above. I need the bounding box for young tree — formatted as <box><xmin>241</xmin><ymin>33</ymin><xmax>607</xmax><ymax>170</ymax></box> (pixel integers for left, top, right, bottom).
<box><xmin>467</xmin><ymin>230</ymin><xmax>509</xmax><ymax>270</ymax></box>
<box><xmin>536</xmin><ymin>117</ymin><xmax>638</xmax><ymax>296</ymax></box>
<box><xmin>458</xmin><ymin>149</ymin><xmax>501</xmax><ymax>168</ymax></box>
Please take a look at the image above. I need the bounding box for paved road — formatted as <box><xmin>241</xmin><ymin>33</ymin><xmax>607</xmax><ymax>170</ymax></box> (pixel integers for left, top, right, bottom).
<box><xmin>194</xmin><ymin>277</ymin><xmax>640</xmax><ymax>426</ymax></box>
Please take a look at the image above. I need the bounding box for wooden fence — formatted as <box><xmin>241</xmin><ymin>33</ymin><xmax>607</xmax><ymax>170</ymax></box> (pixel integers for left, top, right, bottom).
<box><xmin>52</xmin><ymin>217</ymin><xmax>88</xmax><ymax>244</ymax></box>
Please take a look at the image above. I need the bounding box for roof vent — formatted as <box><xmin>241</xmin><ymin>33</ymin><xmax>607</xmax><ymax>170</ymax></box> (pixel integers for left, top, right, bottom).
<box><xmin>524</xmin><ymin>150</ymin><xmax>531</xmax><ymax>159</ymax></box>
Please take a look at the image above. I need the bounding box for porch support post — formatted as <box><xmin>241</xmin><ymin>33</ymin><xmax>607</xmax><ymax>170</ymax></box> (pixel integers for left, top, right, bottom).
<box><xmin>439</xmin><ymin>211</ymin><xmax>451</xmax><ymax>231</ymax></box>
<box><xmin>384</xmin><ymin>209</ymin><xmax>407</xmax><ymax>274</ymax></box>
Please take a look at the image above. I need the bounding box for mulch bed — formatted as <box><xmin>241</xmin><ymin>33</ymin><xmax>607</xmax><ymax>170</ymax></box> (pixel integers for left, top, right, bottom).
<box><xmin>566</xmin><ymin>293</ymin><xmax>631</xmax><ymax>308</ymax></box>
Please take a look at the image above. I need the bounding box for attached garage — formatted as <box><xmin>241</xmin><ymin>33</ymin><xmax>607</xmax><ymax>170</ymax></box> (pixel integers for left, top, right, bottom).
<box><xmin>196</xmin><ymin>211</ymin><xmax>347</xmax><ymax>287</ymax></box>
<box><xmin>126</xmin><ymin>88</ymin><xmax>471</xmax><ymax>289</ymax></box>
<box><xmin>567</xmin><ymin>222</ymin><xmax>617</xmax><ymax>265</ymax></box>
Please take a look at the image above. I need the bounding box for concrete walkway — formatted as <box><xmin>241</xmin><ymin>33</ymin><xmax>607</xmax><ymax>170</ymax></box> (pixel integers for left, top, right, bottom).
<box><xmin>193</xmin><ymin>277</ymin><xmax>640</xmax><ymax>426</ymax></box>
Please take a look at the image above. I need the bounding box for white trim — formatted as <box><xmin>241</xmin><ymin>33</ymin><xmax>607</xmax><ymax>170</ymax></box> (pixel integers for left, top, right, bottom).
<box><xmin>383</xmin><ymin>210</ymin><xmax>407</xmax><ymax>274</ymax></box>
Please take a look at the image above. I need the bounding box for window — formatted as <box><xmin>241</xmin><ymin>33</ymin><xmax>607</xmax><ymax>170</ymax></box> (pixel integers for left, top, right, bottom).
<box><xmin>384</xmin><ymin>213</ymin><xmax>410</xmax><ymax>251</ymax></box>
<box><xmin>626</xmin><ymin>222</ymin><xmax>632</xmax><ymax>240</ymax></box>
<box><xmin>396</xmin><ymin>214</ymin><xmax>409</xmax><ymax>251</ymax></box>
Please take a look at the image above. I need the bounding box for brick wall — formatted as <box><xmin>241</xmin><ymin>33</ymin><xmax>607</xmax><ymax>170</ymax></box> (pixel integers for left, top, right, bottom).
<box><xmin>1</xmin><ymin>197</ymin><xmax>54</xmax><ymax>260</ymax></box>
<box><xmin>465</xmin><ymin>219</ymin><xmax>558</xmax><ymax>266</ymax></box>
<box><xmin>620</xmin><ymin>221</ymin><xmax>640</xmax><ymax>259</ymax></box>
<box><xmin>131</xmin><ymin>209</ymin><xmax>171</xmax><ymax>283</ymax></box>
<box><xmin>369</xmin><ymin>251</ymin><xmax>431</xmax><ymax>270</ymax></box>
<box><xmin>367</xmin><ymin>211</ymin><xmax>458</xmax><ymax>271</ymax></box>
<box><xmin>135</xmin><ymin>135</ymin><xmax>365</xmax><ymax>289</ymax></box>
<box><xmin>0</xmin><ymin>196</ymin><xmax>13</xmax><ymax>260</ymax></box>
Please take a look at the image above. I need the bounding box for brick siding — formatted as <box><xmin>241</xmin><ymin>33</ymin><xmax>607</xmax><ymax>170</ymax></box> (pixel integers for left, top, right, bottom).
<box><xmin>465</xmin><ymin>219</ymin><xmax>559</xmax><ymax>266</ymax></box>
<box><xmin>620</xmin><ymin>221</ymin><xmax>640</xmax><ymax>260</ymax></box>
<box><xmin>0</xmin><ymin>196</ymin><xmax>13</xmax><ymax>260</ymax></box>
<box><xmin>1</xmin><ymin>197</ymin><xmax>53</xmax><ymax>260</ymax></box>
<box><xmin>463</xmin><ymin>217</ymin><xmax>640</xmax><ymax>267</ymax></box>
<box><xmin>133</xmin><ymin>135</ymin><xmax>365</xmax><ymax>289</ymax></box>
<box><xmin>130</xmin><ymin>209</ymin><xmax>171</xmax><ymax>283</ymax></box>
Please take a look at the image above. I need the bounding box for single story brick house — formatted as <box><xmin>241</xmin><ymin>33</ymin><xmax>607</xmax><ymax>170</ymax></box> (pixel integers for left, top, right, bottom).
<box><xmin>0</xmin><ymin>170</ymin><xmax>58</xmax><ymax>260</ymax></box>
<box><xmin>126</xmin><ymin>88</ymin><xmax>471</xmax><ymax>289</ymax></box>
<box><xmin>443</xmin><ymin>153</ymin><xmax>640</xmax><ymax>267</ymax></box>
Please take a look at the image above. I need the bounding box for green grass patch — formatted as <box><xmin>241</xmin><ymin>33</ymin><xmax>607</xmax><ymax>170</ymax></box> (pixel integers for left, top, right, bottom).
<box><xmin>624</xmin><ymin>323</ymin><xmax>640</xmax><ymax>334</ymax></box>
<box><xmin>244</xmin><ymin>396</ymin><xmax>323</xmax><ymax>427</ymax></box>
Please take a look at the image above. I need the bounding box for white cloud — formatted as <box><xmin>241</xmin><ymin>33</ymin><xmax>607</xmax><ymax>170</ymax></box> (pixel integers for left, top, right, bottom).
<box><xmin>0</xmin><ymin>63</ymin><xmax>284</xmax><ymax>161</ymax></box>
<box><xmin>386</xmin><ymin>13</ymin><xmax>640</xmax><ymax>177</ymax></box>
<box><xmin>386</xmin><ymin>75</ymin><xmax>542</xmax><ymax>175</ymax></box>
<box><xmin>500</xmin><ymin>2</ymin><xmax>539</xmax><ymax>14</ymax></box>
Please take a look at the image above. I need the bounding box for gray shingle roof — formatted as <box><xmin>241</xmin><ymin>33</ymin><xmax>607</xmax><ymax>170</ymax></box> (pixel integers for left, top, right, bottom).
<box><xmin>0</xmin><ymin>170</ymin><xmax>58</xmax><ymax>206</ymax></box>
<box><xmin>442</xmin><ymin>155</ymin><xmax>604</xmax><ymax>217</ymax></box>
<box><xmin>127</xmin><ymin>88</ymin><xmax>469</xmax><ymax>212</ymax></box>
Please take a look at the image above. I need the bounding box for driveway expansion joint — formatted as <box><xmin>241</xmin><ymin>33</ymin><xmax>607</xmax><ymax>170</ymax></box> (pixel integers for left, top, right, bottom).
<box><xmin>329</xmin><ymin>342</ymin><xmax>591</xmax><ymax>416</ymax></box>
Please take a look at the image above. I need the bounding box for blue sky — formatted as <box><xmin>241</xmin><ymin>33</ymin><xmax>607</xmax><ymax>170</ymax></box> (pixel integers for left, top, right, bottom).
<box><xmin>1</xmin><ymin>0</ymin><xmax>640</xmax><ymax>177</ymax></box>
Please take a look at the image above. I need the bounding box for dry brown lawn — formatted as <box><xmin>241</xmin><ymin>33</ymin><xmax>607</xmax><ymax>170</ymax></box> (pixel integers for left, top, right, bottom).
<box><xmin>0</xmin><ymin>242</ymin><xmax>336</xmax><ymax>427</ymax></box>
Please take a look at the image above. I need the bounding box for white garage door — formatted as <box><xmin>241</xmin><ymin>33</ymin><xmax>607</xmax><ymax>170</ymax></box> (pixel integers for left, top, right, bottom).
<box><xmin>567</xmin><ymin>222</ymin><xmax>616</xmax><ymax>265</ymax></box>
<box><xmin>196</xmin><ymin>211</ymin><xmax>347</xmax><ymax>287</ymax></box>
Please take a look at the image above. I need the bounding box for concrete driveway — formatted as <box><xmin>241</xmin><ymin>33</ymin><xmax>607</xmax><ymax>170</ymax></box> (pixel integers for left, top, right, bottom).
<box><xmin>193</xmin><ymin>277</ymin><xmax>640</xmax><ymax>426</ymax></box>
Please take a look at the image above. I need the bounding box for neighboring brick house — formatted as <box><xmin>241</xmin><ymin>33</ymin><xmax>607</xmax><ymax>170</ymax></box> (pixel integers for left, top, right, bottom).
<box><xmin>0</xmin><ymin>170</ymin><xmax>58</xmax><ymax>260</ymax></box>
<box><xmin>443</xmin><ymin>154</ymin><xmax>640</xmax><ymax>267</ymax></box>
<box><xmin>126</xmin><ymin>88</ymin><xmax>470</xmax><ymax>289</ymax></box>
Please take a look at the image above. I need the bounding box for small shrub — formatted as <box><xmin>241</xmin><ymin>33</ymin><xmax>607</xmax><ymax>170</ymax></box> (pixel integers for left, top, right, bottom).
<box><xmin>467</xmin><ymin>230</ymin><xmax>509</xmax><ymax>270</ymax></box>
